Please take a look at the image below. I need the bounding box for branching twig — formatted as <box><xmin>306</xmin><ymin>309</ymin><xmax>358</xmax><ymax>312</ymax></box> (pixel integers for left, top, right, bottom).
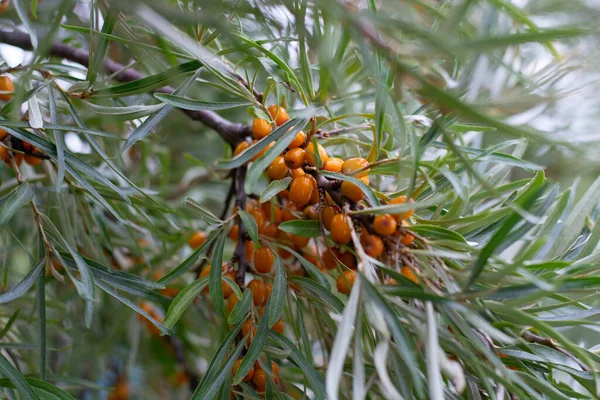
<box><xmin>0</xmin><ymin>29</ymin><xmax>250</xmax><ymax>146</ymax></box>
<box><xmin>521</xmin><ymin>330</ymin><xmax>590</xmax><ymax>372</ymax></box>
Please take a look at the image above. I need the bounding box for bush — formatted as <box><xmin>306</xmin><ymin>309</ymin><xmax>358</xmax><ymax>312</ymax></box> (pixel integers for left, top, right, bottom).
<box><xmin>0</xmin><ymin>1</ymin><xmax>598</xmax><ymax>399</ymax></box>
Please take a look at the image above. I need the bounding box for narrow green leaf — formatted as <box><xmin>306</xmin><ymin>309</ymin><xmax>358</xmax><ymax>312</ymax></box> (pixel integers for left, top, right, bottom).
<box><xmin>320</xmin><ymin>171</ymin><xmax>380</xmax><ymax>206</ymax></box>
<box><xmin>278</xmin><ymin>220</ymin><xmax>321</xmax><ymax>238</ymax></box>
<box><xmin>164</xmin><ymin>277</ymin><xmax>209</xmax><ymax>329</ymax></box>
<box><xmin>0</xmin><ymin>182</ymin><xmax>34</xmax><ymax>228</ymax></box>
<box><xmin>0</xmin><ymin>352</ymin><xmax>41</xmax><ymax>399</ymax></box>
<box><xmin>79</xmin><ymin>100</ymin><xmax>165</xmax><ymax>120</ymax></box>
<box><xmin>268</xmin><ymin>257</ymin><xmax>286</xmax><ymax>326</ymax></box>
<box><xmin>260</xmin><ymin>177</ymin><xmax>292</xmax><ymax>203</ymax></box>
<box><xmin>233</xmin><ymin>308</ymin><xmax>271</xmax><ymax>385</ymax></box>
<box><xmin>154</xmin><ymin>94</ymin><xmax>250</xmax><ymax>110</ymax></box>
<box><xmin>238</xmin><ymin>210</ymin><xmax>259</xmax><ymax>243</ymax></box>
<box><xmin>0</xmin><ymin>309</ymin><xmax>19</xmax><ymax>339</ymax></box>
<box><xmin>0</xmin><ymin>258</ymin><xmax>44</xmax><ymax>304</ymax></box>
<box><xmin>14</xmin><ymin>0</ymin><xmax>38</xmax><ymax>50</ymax></box>
<box><xmin>186</xmin><ymin>197</ymin><xmax>223</xmax><ymax>226</ymax></box>
<box><xmin>227</xmin><ymin>290</ymin><xmax>252</xmax><ymax>325</ymax></box>
<box><xmin>209</xmin><ymin>231</ymin><xmax>227</xmax><ymax>316</ymax></box>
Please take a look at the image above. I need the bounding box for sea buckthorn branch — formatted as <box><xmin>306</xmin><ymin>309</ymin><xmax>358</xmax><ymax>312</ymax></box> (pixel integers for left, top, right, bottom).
<box><xmin>0</xmin><ymin>29</ymin><xmax>251</xmax><ymax>146</ymax></box>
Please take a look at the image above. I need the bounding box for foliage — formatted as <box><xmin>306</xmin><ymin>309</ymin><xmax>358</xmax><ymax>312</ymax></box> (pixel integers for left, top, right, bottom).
<box><xmin>0</xmin><ymin>0</ymin><xmax>599</xmax><ymax>399</ymax></box>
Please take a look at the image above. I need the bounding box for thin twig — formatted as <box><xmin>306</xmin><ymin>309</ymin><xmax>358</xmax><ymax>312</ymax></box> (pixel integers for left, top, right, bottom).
<box><xmin>521</xmin><ymin>330</ymin><xmax>590</xmax><ymax>372</ymax></box>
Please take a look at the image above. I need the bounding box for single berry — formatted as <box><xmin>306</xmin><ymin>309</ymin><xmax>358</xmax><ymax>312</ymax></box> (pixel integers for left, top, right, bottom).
<box><xmin>361</xmin><ymin>233</ymin><xmax>384</xmax><ymax>258</ymax></box>
<box><xmin>272</xmin><ymin>319</ymin><xmax>284</xmax><ymax>334</ymax></box>
<box><xmin>25</xmin><ymin>154</ymin><xmax>41</xmax><ymax>166</ymax></box>
<box><xmin>373</xmin><ymin>214</ymin><xmax>397</xmax><ymax>236</ymax></box>
<box><xmin>188</xmin><ymin>231</ymin><xmax>207</xmax><ymax>250</ymax></box>
<box><xmin>267</xmin><ymin>156</ymin><xmax>288</xmax><ymax>180</ymax></box>
<box><xmin>341</xmin><ymin>176</ymin><xmax>369</xmax><ymax>202</ymax></box>
<box><xmin>401</xmin><ymin>233</ymin><xmax>414</xmax><ymax>246</ymax></box>
<box><xmin>330</xmin><ymin>214</ymin><xmax>352</xmax><ymax>245</ymax></box>
<box><xmin>288</xmin><ymin>131</ymin><xmax>305</xmax><ymax>148</ymax></box>
<box><xmin>0</xmin><ymin>75</ymin><xmax>14</xmax><ymax>101</ymax></box>
<box><xmin>305</xmin><ymin>142</ymin><xmax>328</xmax><ymax>167</ymax></box>
<box><xmin>254</xmin><ymin>247</ymin><xmax>274</xmax><ymax>273</ymax></box>
<box><xmin>321</xmin><ymin>205</ymin><xmax>340</xmax><ymax>231</ymax></box>
<box><xmin>336</xmin><ymin>270</ymin><xmax>357</xmax><ymax>294</ymax></box>
<box><xmin>252</xmin><ymin>118</ymin><xmax>273</xmax><ymax>139</ymax></box>
<box><xmin>252</xmin><ymin>369</ymin><xmax>267</xmax><ymax>390</ymax></box>
<box><xmin>267</xmin><ymin>105</ymin><xmax>290</xmax><ymax>126</ymax></box>
<box><xmin>263</xmin><ymin>282</ymin><xmax>273</xmax><ymax>305</ymax></box>
<box><xmin>233</xmin><ymin>359</ymin><xmax>255</xmax><ymax>382</ymax></box>
<box><xmin>226</xmin><ymin>293</ymin><xmax>239</xmax><ymax>313</ymax></box>
<box><xmin>303</xmin><ymin>204</ymin><xmax>319</xmax><ymax>220</ymax></box>
<box><xmin>251</xmin><ymin>141</ymin><xmax>275</xmax><ymax>161</ymax></box>
<box><xmin>228</xmin><ymin>224</ymin><xmax>239</xmax><ymax>241</ymax></box>
<box><xmin>341</xmin><ymin>157</ymin><xmax>369</xmax><ymax>177</ymax></box>
<box><xmin>284</xmin><ymin>147</ymin><xmax>306</xmax><ymax>169</ymax></box>
<box><xmin>233</xmin><ymin>140</ymin><xmax>250</xmax><ymax>157</ymax></box>
<box><xmin>323</xmin><ymin>157</ymin><xmax>343</xmax><ymax>172</ymax></box>
<box><xmin>289</xmin><ymin>175</ymin><xmax>314</xmax><ymax>206</ymax></box>
<box><xmin>389</xmin><ymin>195</ymin><xmax>415</xmax><ymax>221</ymax></box>
<box><xmin>248</xmin><ymin>279</ymin><xmax>266</xmax><ymax>305</ymax></box>
<box><xmin>401</xmin><ymin>265</ymin><xmax>418</xmax><ymax>284</ymax></box>
<box><xmin>290</xmin><ymin>167</ymin><xmax>305</xmax><ymax>178</ymax></box>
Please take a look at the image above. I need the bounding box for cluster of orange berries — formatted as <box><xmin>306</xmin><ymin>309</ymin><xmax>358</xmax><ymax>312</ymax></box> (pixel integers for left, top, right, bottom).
<box><xmin>232</xmin><ymin>357</ymin><xmax>279</xmax><ymax>393</ymax></box>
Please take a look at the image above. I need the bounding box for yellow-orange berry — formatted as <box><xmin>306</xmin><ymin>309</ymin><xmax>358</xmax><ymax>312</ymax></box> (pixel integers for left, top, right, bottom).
<box><xmin>305</xmin><ymin>142</ymin><xmax>328</xmax><ymax>167</ymax></box>
<box><xmin>341</xmin><ymin>157</ymin><xmax>369</xmax><ymax>177</ymax></box>
<box><xmin>251</xmin><ymin>141</ymin><xmax>275</xmax><ymax>161</ymax></box>
<box><xmin>261</xmin><ymin>202</ymin><xmax>282</xmax><ymax>223</ymax></box>
<box><xmin>0</xmin><ymin>128</ymin><xmax>7</xmax><ymax>140</ymax></box>
<box><xmin>401</xmin><ymin>233</ymin><xmax>414</xmax><ymax>246</ymax></box>
<box><xmin>373</xmin><ymin>214</ymin><xmax>397</xmax><ymax>236</ymax></box>
<box><xmin>0</xmin><ymin>146</ymin><xmax>8</xmax><ymax>163</ymax></box>
<box><xmin>284</xmin><ymin>148</ymin><xmax>306</xmax><ymax>169</ymax></box>
<box><xmin>248</xmin><ymin>279</ymin><xmax>266</xmax><ymax>305</ymax></box>
<box><xmin>389</xmin><ymin>195</ymin><xmax>415</xmax><ymax>221</ymax></box>
<box><xmin>272</xmin><ymin>319</ymin><xmax>284</xmax><ymax>334</ymax></box>
<box><xmin>307</xmin><ymin>174</ymin><xmax>319</xmax><ymax>204</ymax></box>
<box><xmin>252</xmin><ymin>118</ymin><xmax>273</xmax><ymax>139</ymax></box>
<box><xmin>253</xmin><ymin>369</ymin><xmax>267</xmax><ymax>390</ymax></box>
<box><xmin>24</xmin><ymin>154</ymin><xmax>41</xmax><ymax>166</ymax></box>
<box><xmin>228</xmin><ymin>224</ymin><xmax>239</xmax><ymax>241</ymax></box>
<box><xmin>227</xmin><ymin>293</ymin><xmax>239</xmax><ymax>313</ymax></box>
<box><xmin>323</xmin><ymin>157</ymin><xmax>343</xmax><ymax>172</ymax></box>
<box><xmin>322</xmin><ymin>249</ymin><xmax>339</xmax><ymax>270</ymax></box>
<box><xmin>288</xmin><ymin>131</ymin><xmax>305</xmax><ymax>148</ymax></box>
<box><xmin>233</xmin><ymin>359</ymin><xmax>255</xmax><ymax>382</ymax></box>
<box><xmin>242</xmin><ymin>319</ymin><xmax>257</xmax><ymax>345</ymax></box>
<box><xmin>336</xmin><ymin>270</ymin><xmax>357</xmax><ymax>294</ymax></box>
<box><xmin>281</xmin><ymin>206</ymin><xmax>299</xmax><ymax>222</ymax></box>
<box><xmin>108</xmin><ymin>379</ymin><xmax>129</xmax><ymax>400</ymax></box>
<box><xmin>267</xmin><ymin>156</ymin><xmax>288</xmax><ymax>180</ymax></box>
<box><xmin>0</xmin><ymin>76</ymin><xmax>14</xmax><ymax>101</ymax></box>
<box><xmin>254</xmin><ymin>247</ymin><xmax>274</xmax><ymax>273</ymax></box>
<box><xmin>330</xmin><ymin>214</ymin><xmax>352</xmax><ymax>245</ymax></box>
<box><xmin>339</xmin><ymin>251</ymin><xmax>357</xmax><ymax>270</ymax></box>
<box><xmin>289</xmin><ymin>176</ymin><xmax>314</xmax><ymax>206</ymax></box>
<box><xmin>291</xmin><ymin>234</ymin><xmax>309</xmax><ymax>249</ymax></box>
<box><xmin>290</xmin><ymin>167</ymin><xmax>305</xmax><ymax>178</ymax></box>
<box><xmin>267</xmin><ymin>105</ymin><xmax>290</xmax><ymax>126</ymax></box>
<box><xmin>250</xmin><ymin>208</ymin><xmax>267</xmax><ymax>233</ymax></box>
<box><xmin>263</xmin><ymin>282</ymin><xmax>273</xmax><ymax>305</ymax></box>
<box><xmin>303</xmin><ymin>204</ymin><xmax>319</xmax><ymax>220</ymax></box>
<box><xmin>233</xmin><ymin>140</ymin><xmax>250</xmax><ymax>157</ymax></box>
<box><xmin>246</xmin><ymin>241</ymin><xmax>255</xmax><ymax>263</ymax></box>
<box><xmin>188</xmin><ymin>231</ymin><xmax>207</xmax><ymax>250</ymax></box>
<box><xmin>341</xmin><ymin>177</ymin><xmax>369</xmax><ymax>202</ymax></box>
<box><xmin>222</xmin><ymin>272</ymin><xmax>237</xmax><ymax>298</ymax></box>
<box><xmin>401</xmin><ymin>266</ymin><xmax>418</xmax><ymax>284</ymax></box>
<box><xmin>361</xmin><ymin>233</ymin><xmax>384</xmax><ymax>258</ymax></box>
<box><xmin>262</xmin><ymin>223</ymin><xmax>278</xmax><ymax>239</ymax></box>
<box><xmin>321</xmin><ymin>205</ymin><xmax>340</xmax><ymax>231</ymax></box>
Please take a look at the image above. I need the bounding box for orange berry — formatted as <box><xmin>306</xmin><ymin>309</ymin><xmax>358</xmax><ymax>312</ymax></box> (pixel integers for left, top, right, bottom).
<box><xmin>12</xmin><ymin>153</ymin><xmax>23</xmax><ymax>166</ymax></box>
<box><xmin>250</xmin><ymin>208</ymin><xmax>266</xmax><ymax>233</ymax></box>
<box><xmin>227</xmin><ymin>293</ymin><xmax>239</xmax><ymax>313</ymax></box>
<box><xmin>336</xmin><ymin>270</ymin><xmax>357</xmax><ymax>294</ymax></box>
<box><xmin>373</xmin><ymin>214</ymin><xmax>397</xmax><ymax>236</ymax></box>
<box><xmin>233</xmin><ymin>140</ymin><xmax>250</xmax><ymax>157</ymax></box>
<box><xmin>0</xmin><ymin>1</ymin><xmax>10</xmax><ymax>14</ymax></box>
<box><xmin>307</xmin><ymin>175</ymin><xmax>319</xmax><ymax>204</ymax></box>
<box><xmin>188</xmin><ymin>231</ymin><xmax>207</xmax><ymax>250</ymax></box>
<box><xmin>290</xmin><ymin>167</ymin><xmax>305</xmax><ymax>178</ymax></box>
<box><xmin>248</xmin><ymin>279</ymin><xmax>266</xmax><ymax>305</ymax></box>
<box><xmin>251</xmin><ymin>141</ymin><xmax>275</xmax><ymax>161</ymax></box>
<box><xmin>253</xmin><ymin>369</ymin><xmax>267</xmax><ymax>390</ymax></box>
<box><xmin>262</xmin><ymin>223</ymin><xmax>278</xmax><ymax>239</ymax></box>
<box><xmin>389</xmin><ymin>195</ymin><xmax>415</xmax><ymax>221</ymax></box>
<box><xmin>303</xmin><ymin>204</ymin><xmax>319</xmax><ymax>220</ymax></box>
<box><xmin>233</xmin><ymin>359</ymin><xmax>255</xmax><ymax>382</ymax></box>
<box><xmin>339</xmin><ymin>251</ymin><xmax>357</xmax><ymax>270</ymax></box>
<box><xmin>322</xmin><ymin>249</ymin><xmax>339</xmax><ymax>270</ymax></box>
<box><xmin>254</xmin><ymin>247</ymin><xmax>274</xmax><ymax>273</ymax></box>
<box><xmin>246</xmin><ymin>241</ymin><xmax>255</xmax><ymax>263</ymax></box>
<box><xmin>291</xmin><ymin>234</ymin><xmax>309</xmax><ymax>249</ymax></box>
<box><xmin>361</xmin><ymin>234</ymin><xmax>384</xmax><ymax>258</ymax></box>
<box><xmin>0</xmin><ymin>128</ymin><xmax>7</xmax><ymax>140</ymax></box>
<box><xmin>0</xmin><ymin>146</ymin><xmax>8</xmax><ymax>163</ymax></box>
<box><xmin>401</xmin><ymin>266</ymin><xmax>418</xmax><ymax>284</ymax></box>
<box><xmin>242</xmin><ymin>319</ymin><xmax>257</xmax><ymax>344</ymax></box>
<box><xmin>305</xmin><ymin>142</ymin><xmax>328</xmax><ymax>167</ymax></box>
<box><xmin>284</xmin><ymin>148</ymin><xmax>306</xmax><ymax>169</ymax></box>
<box><xmin>252</xmin><ymin>118</ymin><xmax>273</xmax><ymax>139</ymax></box>
<box><xmin>261</xmin><ymin>202</ymin><xmax>282</xmax><ymax>223</ymax></box>
<box><xmin>321</xmin><ymin>205</ymin><xmax>340</xmax><ymax>231</ymax></box>
<box><xmin>24</xmin><ymin>154</ymin><xmax>41</xmax><ymax>166</ymax></box>
<box><xmin>323</xmin><ymin>157</ymin><xmax>343</xmax><ymax>172</ymax></box>
<box><xmin>267</xmin><ymin>156</ymin><xmax>288</xmax><ymax>180</ymax></box>
<box><xmin>222</xmin><ymin>272</ymin><xmax>237</xmax><ymax>298</ymax></box>
<box><xmin>0</xmin><ymin>76</ymin><xmax>14</xmax><ymax>101</ymax></box>
<box><xmin>330</xmin><ymin>214</ymin><xmax>352</xmax><ymax>245</ymax></box>
<box><xmin>263</xmin><ymin>283</ymin><xmax>273</xmax><ymax>305</ymax></box>
<box><xmin>341</xmin><ymin>176</ymin><xmax>369</xmax><ymax>202</ymax></box>
<box><xmin>267</xmin><ymin>105</ymin><xmax>290</xmax><ymax>126</ymax></box>
<box><xmin>288</xmin><ymin>131</ymin><xmax>305</xmax><ymax>148</ymax></box>
<box><xmin>341</xmin><ymin>157</ymin><xmax>369</xmax><ymax>177</ymax></box>
<box><xmin>108</xmin><ymin>379</ymin><xmax>129</xmax><ymax>400</ymax></box>
<box><xmin>281</xmin><ymin>206</ymin><xmax>299</xmax><ymax>222</ymax></box>
<box><xmin>272</xmin><ymin>319</ymin><xmax>284</xmax><ymax>334</ymax></box>
<box><xmin>401</xmin><ymin>233</ymin><xmax>414</xmax><ymax>246</ymax></box>
<box><xmin>289</xmin><ymin>176</ymin><xmax>314</xmax><ymax>206</ymax></box>
<box><xmin>228</xmin><ymin>224</ymin><xmax>239</xmax><ymax>241</ymax></box>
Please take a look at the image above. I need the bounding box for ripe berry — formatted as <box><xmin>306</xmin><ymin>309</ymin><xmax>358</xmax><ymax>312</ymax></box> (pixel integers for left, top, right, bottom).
<box><xmin>401</xmin><ymin>266</ymin><xmax>418</xmax><ymax>284</ymax></box>
<box><xmin>222</xmin><ymin>272</ymin><xmax>237</xmax><ymax>298</ymax></box>
<box><xmin>0</xmin><ymin>76</ymin><xmax>14</xmax><ymax>101</ymax></box>
<box><xmin>233</xmin><ymin>140</ymin><xmax>250</xmax><ymax>157</ymax></box>
<box><xmin>322</xmin><ymin>249</ymin><xmax>339</xmax><ymax>270</ymax></box>
<box><xmin>323</xmin><ymin>157</ymin><xmax>343</xmax><ymax>172</ymax></box>
<box><xmin>303</xmin><ymin>204</ymin><xmax>319</xmax><ymax>220</ymax></box>
<box><xmin>284</xmin><ymin>148</ymin><xmax>306</xmax><ymax>169</ymax></box>
<box><xmin>252</xmin><ymin>118</ymin><xmax>273</xmax><ymax>139</ymax></box>
<box><xmin>262</xmin><ymin>223</ymin><xmax>278</xmax><ymax>239</ymax></box>
<box><xmin>361</xmin><ymin>233</ymin><xmax>384</xmax><ymax>258</ymax></box>
<box><xmin>341</xmin><ymin>157</ymin><xmax>369</xmax><ymax>177</ymax></box>
<box><xmin>289</xmin><ymin>176</ymin><xmax>314</xmax><ymax>206</ymax></box>
<box><xmin>305</xmin><ymin>142</ymin><xmax>328</xmax><ymax>167</ymax></box>
<box><xmin>272</xmin><ymin>319</ymin><xmax>284</xmax><ymax>334</ymax></box>
<box><xmin>233</xmin><ymin>359</ymin><xmax>255</xmax><ymax>382</ymax></box>
<box><xmin>290</xmin><ymin>167</ymin><xmax>305</xmax><ymax>178</ymax></box>
<box><xmin>339</xmin><ymin>251</ymin><xmax>357</xmax><ymax>269</ymax></box>
<box><xmin>336</xmin><ymin>270</ymin><xmax>357</xmax><ymax>294</ymax></box>
<box><xmin>281</xmin><ymin>206</ymin><xmax>299</xmax><ymax>222</ymax></box>
<box><xmin>288</xmin><ymin>131</ymin><xmax>305</xmax><ymax>148</ymax></box>
<box><xmin>227</xmin><ymin>293</ymin><xmax>239</xmax><ymax>313</ymax></box>
<box><xmin>389</xmin><ymin>195</ymin><xmax>415</xmax><ymax>221</ymax></box>
<box><xmin>0</xmin><ymin>1</ymin><xmax>10</xmax><ymax>14</ymax></box>
<box><xmin>330</xmin><ymin>214</ymin><xmax>352</xmax><ymax>245</ymax></box>
<box><xmin>254</xmin><ymin>247</ymin><xmax>274</xmax><ymax>273</ymax></box>
<box><xmin>267</xmin><ymin>105</ymin><xmax>290</xmax><ymax>126</ymax></box>
<box><xmin>373</xmin><ymin>214</ymin><xmax>397</xmax><ymax>236</ymax></box>
<box><xmin>267</xmin><ymin>156</ymin><xmax>288</xmax><ymax>180</ymax></box>
<box><xmin>253</xmin><ymin>369</ymin><xmax>267</xmax><ymax>390</ymax></box>
<box><xmin>263</xmin><ymin>282</ymin><xmax>272</xmax><ymax>305</ymax></box>
<box><xmin>25</xmin><ymin>154</ymin><xmax>41</xmax><ymax>166</ymax></box>
<box><xmin>291</xmin><ymin>234</ymin><xmax>309</xmax><ymax>249</ymax></box>
<box><xmin>401</xmin><ymin>233</ymin><xmax>415</xmax><ymax>246</ymax></box>
<box><xmin>0</xmin><ymin>128</ymin><xmax>7</xmax><ymax>140</ymax></box>
<box><xmin>321</xmin><ymin>205</ymin><xmax>340</xmax><ymax>231</ymax></box>
<box><xmin>228</xmin><ymin>224</ymin><xmax>239</xmax><ymax>241</ymax></box>
<box><xmin>188</xmin><ymin>231</ymin><xmax>207</xmax><ymax>250</ymax></box>
<box><xmin>0</xmin><ymin>146</ymin><xmax>8</xmax><ymax>163</ymax></box>
<box><xmin>251</xmin><ymin>141</ymin><xmax>275</xmax><ymax>161</ymax></box>
<box><xmin>307</xmin><ymin>175</ymin><xmax>319</xmax><ymax>204</ymax></box>
<box><xmin>242</xmin><ymin>319</ymin><xmax>257</xmax><ymax>344</ymax></box>
<box><xmin>261</xmin><ymin>202</ymin><xmax>282</xmax><ymax>223</ymax></box>
<box><xmin>248</xmin><ymin>279</ymin><xmax>266</xmax><ymax>305</ymax></box>
<box><xmin>250</xmin><ymin>208</ymin><xmax>266</xmax><ymax>232</ymax></box>
<box><xmin>341</xmin><ymin>177</ymin><xmax>369</xmax><ymax>202</ymax></box>
<box><xmin>246</xmin><ymin>241</ymin><xmax>255</xmax><ymax>263</ymax></box>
